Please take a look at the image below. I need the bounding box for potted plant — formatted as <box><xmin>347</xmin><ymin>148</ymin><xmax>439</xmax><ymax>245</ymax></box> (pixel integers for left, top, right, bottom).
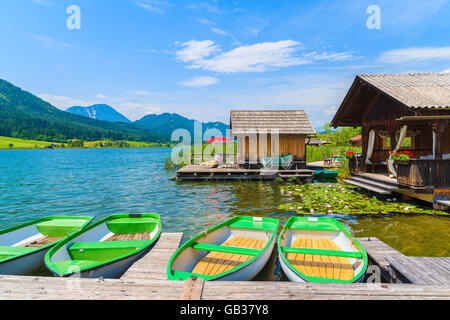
<box><xmin>389</xmin><ymin>151</ymin><xmax>414</xmax><ymax>183</ymax></box>
<box><xmin>345</xmin><ymin>151</ymin><xmax>355</xmax><ymax>159</ymax></box>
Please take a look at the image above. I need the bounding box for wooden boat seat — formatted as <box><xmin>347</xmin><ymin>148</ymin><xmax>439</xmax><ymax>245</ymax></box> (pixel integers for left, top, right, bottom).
<box><xmin>229</xmin><ymin>219</ymin><xmax>277</xmax><ymax>232</ymax></box>
<box><xmin>105</xmin><ymin>232</ymin><xmax>151</xmax><ymax>241</ymax></box>
<box><xmin>107</xmin><ymin>218</ymin><xmax>158</xmax><ymax>234</ymax></box>
<box><xmin>286</xmin><ymin>238</ymin><xmax>354</xmax><ymax>281</ymax></box>
<box><xmin>36</xmin><ymin>220</ymin><xmax>87</xmax><ymax>237</ymax></box>
<box><xmin>68</xmin><ymin>240</ymin><xmax>149</xmax><ymax>261</ymax></box>
<box><xmin>19</xmin><ymin>236</ymin><xmax>62</xmax><ymax>248</ymax></box>
<box><xmin>191</xmin><ymin>237</ymin><xmax>267</xmax><ymax>276</ymax></box>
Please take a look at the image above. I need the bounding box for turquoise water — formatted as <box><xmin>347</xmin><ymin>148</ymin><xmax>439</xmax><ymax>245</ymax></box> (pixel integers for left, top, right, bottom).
<box><xmin>0</xmin><ymin>148</ymin><xmax>448</xmax><ymax>261</ymax></box>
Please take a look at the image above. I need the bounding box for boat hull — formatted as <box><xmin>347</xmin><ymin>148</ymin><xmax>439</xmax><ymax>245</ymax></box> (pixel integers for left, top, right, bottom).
<box><xmin>0</xmin><ymin>247</ymin><xmax>48</xmax><ymax>275</ymax></box>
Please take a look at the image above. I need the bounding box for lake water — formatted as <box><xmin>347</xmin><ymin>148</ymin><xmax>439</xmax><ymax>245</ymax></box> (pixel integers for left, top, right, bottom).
<box><xmin>0</xmin><ymin>148</ymin><xmax>448</xmax><ymax>277</ymax></box>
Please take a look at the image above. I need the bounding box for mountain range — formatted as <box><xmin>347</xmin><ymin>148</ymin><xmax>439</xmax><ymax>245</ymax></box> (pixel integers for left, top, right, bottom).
<box><xmin>65</xmin><ymin>104</ymin><xmax>229</xmax><ymax>139</ymax></box>
<box><xmin>0</xmin><ymin>79</ymin><xmax>229</xmax><ymax>143</ymax></box>
<box><xmin>66</xmin><ymin>104</ymin><xmax>132</xmax><ymax>123</ymax></box>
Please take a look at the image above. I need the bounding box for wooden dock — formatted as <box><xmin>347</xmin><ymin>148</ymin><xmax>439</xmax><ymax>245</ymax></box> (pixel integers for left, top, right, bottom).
<box><xmin>121</xmin><ymin>232</ymin><xmax>183</xmax><ymax>281</ymax></box>
<box><xmin>0</xmin><ymin>234</ymin><xmax>448</xmax><ymax>300</ymax></box>
<box><xmin>176</xmin><ymin>165</ymin><xmax>314</xmax><ymax>181</ymax></box>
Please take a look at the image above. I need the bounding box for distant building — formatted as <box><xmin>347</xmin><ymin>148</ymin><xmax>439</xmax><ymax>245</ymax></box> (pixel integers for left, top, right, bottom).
<box><xmin>350</xmin><ymin>135</ymin><xmax>362</xmax><ymax>146</ymax></box>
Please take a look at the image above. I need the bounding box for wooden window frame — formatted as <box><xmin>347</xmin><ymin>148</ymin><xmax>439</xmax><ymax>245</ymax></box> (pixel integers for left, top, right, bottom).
<box><xmin>382</xmin><ymin>135</ymin><xmax>415</xmax><ymax>150</ymax></box>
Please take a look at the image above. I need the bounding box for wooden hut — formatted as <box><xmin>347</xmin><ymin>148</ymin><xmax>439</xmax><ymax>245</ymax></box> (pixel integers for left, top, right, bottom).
<box><xmin>230</xmin><ymin>110</ymin><xmax>316</xmax><ymax>169</ymax></box>
<box><xmin>331</xmin><ymin>73</ymin><xmax>450</xmax><ymax>209</ymax></box>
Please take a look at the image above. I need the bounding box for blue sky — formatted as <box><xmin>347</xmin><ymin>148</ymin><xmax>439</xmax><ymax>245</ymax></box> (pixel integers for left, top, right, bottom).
<box><xmin>1</xmin><ymin>0</ymin><xmax>450</xmax><ymax>128</ymax></box>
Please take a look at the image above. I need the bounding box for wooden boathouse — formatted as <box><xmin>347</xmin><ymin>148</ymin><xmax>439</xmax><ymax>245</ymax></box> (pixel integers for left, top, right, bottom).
<box><xmin>176</xmin><ymin>109</ymin><xmax>316</xmax><ymax>180</ymax></box>
<box><xmin>331</xmin><ymin>73</ymin><xmax>450</xmax><ymax>209</ymax></box>
<box><xmin>230</xmin><ymin>110</ymin><xmax>316</xmax><ymax>169</ymax></box>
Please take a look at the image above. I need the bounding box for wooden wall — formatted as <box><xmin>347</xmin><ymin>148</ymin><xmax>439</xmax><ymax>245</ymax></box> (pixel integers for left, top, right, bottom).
<box><xmin>444</xmin><ymin>126</ymin><xmax>450</xmax><ymax>155</ymax></box>
<box><xmin>237</xmin><ymin>134</ymin><xmax>306</xmax><ymax>163</ymax></box>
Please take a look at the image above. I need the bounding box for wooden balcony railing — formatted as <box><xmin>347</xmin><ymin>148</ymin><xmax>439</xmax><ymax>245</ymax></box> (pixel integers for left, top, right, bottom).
<box><xmin>396</xmin><ymin>159</ymin><xmax>450</xmax><ymax>188</ymax></box>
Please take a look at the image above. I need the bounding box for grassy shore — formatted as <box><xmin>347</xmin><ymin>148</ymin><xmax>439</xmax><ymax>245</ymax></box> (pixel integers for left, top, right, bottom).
<box><xmin>0</xmin><ymin>136</ymin><xmax>170</xmax><ymax>149</ymax></box>
<box><xmin>0</xmin><ymin>136</ymin><xmax>62</xmax><ymax>149</ymax></box>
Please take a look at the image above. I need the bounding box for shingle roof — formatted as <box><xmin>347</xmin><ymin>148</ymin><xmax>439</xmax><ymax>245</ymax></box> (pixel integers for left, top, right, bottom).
<box><xmin>230</xmin><ymin>110</ymin><xmax>316</xmax><ymax>135</ymax></box>
<box><xmin>306</xmin><ymin>138</ymin><xmax>330</xmax><ymax>145</ymax></box>
<box><xmin>359</xmin><ymin>73</ymin><xmax>450</xmax><ymax>109</ymax></box>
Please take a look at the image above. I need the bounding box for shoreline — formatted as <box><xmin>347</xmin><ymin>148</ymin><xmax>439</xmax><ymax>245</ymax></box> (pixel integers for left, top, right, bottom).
<box><xmin>0</xmin><ymin>146</ymin><xmax>172</xmax><ymax>150</ymax></box>
<box><xmin>0</xmin><ymin>136</ymin><xmax>172</xmax><ymax>150</ymax></box>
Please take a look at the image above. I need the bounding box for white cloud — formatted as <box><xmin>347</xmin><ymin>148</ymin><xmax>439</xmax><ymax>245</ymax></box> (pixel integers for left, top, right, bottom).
<box><xmin>135</xmin><ymin>0</ymin><xmax>171</xmax><ymax>14</ymax></box>
<box><xmin>32</xmin><ymin>0</ymin><xmax>55</xmax><ymax>5</ymax></box>
<box><xmin>442</xmin><ymin>68</ymin><xmax>450</xmax><ymax>73</ymax></box>
<box><xmin>379</xmin><ymin>47</ymin><xmax>450</xmax><ymax>63</ymax></box>
<box><xmin>32</xmin><ymin>35</ymin><xmax>73</xmax><ymax>50</ymax></box>
<box><xmin>196</xmin><ymin>18</ymin><xmax>215</xmax><ymax>26</ymax></box>
<box><xmin>180</xmin><ymin>76</ymin><xmax>219</xmax><ymax>87</ymax></box>
<box><xmin>305</xmin><ymin>51</ymin><xmax>354</xmax><ymax>62</ymax></box>
<box><xmin>187</xmin><ymin>2</ymin><xmax>222</xmax><ymax>14</ymax></box>
<box><xmin>210</xmin><ymin>28</ymin><xmax>228</xmax><ymax>36</ymax></box>
<box><xmin>118</xmin><ymin>102</ymin><xmax>161</xmax><ymax>120</ymax></box>
<box><xmin>210</xmin><ymin>28</ymin><xmax>241</xmax><ymax>46</ymax></box>
<box><xmin>176</xmin><ymin>40</ymin><xmax>308</xmax><ymax>73</ymax></box>
<box><xmin>38</xmin><ymin>94</ymin><xmax>92</xmax><ymax>110</ymax></box>
<box><xmin>175</xmin><ymin>40</ymin><xmax>220</xmax><ymax>62</ymax></box>
<box><xmin>324</xmin><ymin>106</ymin><xmax>338</xmax><ymax>116</ymax></box>
<box><xmin>129</xmin><ymin>89</ymin><xmax>152</xmax><ymax>95</ymax></box>
<box><xmin>96</xmin><ymin>94</ymin><xmax>108</xmax><ymax>99</ymax></box>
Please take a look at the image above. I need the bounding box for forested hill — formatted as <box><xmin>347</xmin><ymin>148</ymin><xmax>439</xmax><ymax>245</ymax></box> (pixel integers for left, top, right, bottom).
<box><xmin>0</xmin><ymin>79</ymin><xmax>166</xmax><ymax>143</ymax></box>
<box><xmin>134</xmin><ymin>113</ymin><xmax>229</xmax><ymax>138</ymax></box>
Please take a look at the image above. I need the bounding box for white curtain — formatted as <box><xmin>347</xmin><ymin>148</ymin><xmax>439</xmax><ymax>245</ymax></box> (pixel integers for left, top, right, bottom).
<box><xmin>366</xmin><ymin>130</ymin><xmax>375</xmax><ymax>164</ymax></box>
<box><xmin>432</xmin><ymin>131</ymin><xmax>436</xmax><ymax>159</ymax></box>
<box><xmin>388</xmin><ymin>125</ymin><xmax>408</xmax><ymax>177</ymax></box>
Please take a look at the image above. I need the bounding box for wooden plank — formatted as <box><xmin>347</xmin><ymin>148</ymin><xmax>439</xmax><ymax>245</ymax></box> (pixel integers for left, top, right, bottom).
<box><xmin>357</xmin><ymin>237</ymin><xmax>406</xmax><ymax>283</ymax></box>
<box><xmin>387</xmin><ymin>256</ymin><xmax>450</xmax><ymax>285</ymax></box>
<box><xmin>201</xmin><ymin>281</ymin><xmax>450</xmax><ymax>300</ymax></box>
<box><xmin>287</xmin><ymin>238</ymin><xmax>354</xmax><ymax>281</ymax></box>
<box><xmin>120</xmin><ymin>232</ymin><xmax>183</xmax><ymax>281</ymax></box>
<box><xmin>0</xmin><ymin>276</ymin><xmax>185</xmax><ymax>300</ymax></box>
<box><xmin>21</xmin><ymin>236</ymin><xmax>62</xmax><ymax>248</ymax></box>
<box><xmin>180</xmin><ymin>277</ymin><xmax>205</xmax><ymax>300</ymax></box>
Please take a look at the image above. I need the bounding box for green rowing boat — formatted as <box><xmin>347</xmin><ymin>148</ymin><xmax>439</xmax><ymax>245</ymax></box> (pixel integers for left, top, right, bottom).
<box><xmin>314</xmin><ymin>169</ymin><xmax>339</xmax><ymax>179</ymax></box>
<box><xmin>167</xmin><ymin>216</ymin><xmax>279</xmax><ymax>281</ymax></box>
<box><xmin>0</xmin><ymin>216</ymin><xmax>93</xmax><ymax>275</ymax></box>
<box><xmin>278</xmin><ymin>216</ymin><xmax>368</xmax><ymax>283</ymax></box>
<box><xmin>45</xmin><ymin>213</ymin><xmax>161</xmax><ymax>278</ymax></box>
